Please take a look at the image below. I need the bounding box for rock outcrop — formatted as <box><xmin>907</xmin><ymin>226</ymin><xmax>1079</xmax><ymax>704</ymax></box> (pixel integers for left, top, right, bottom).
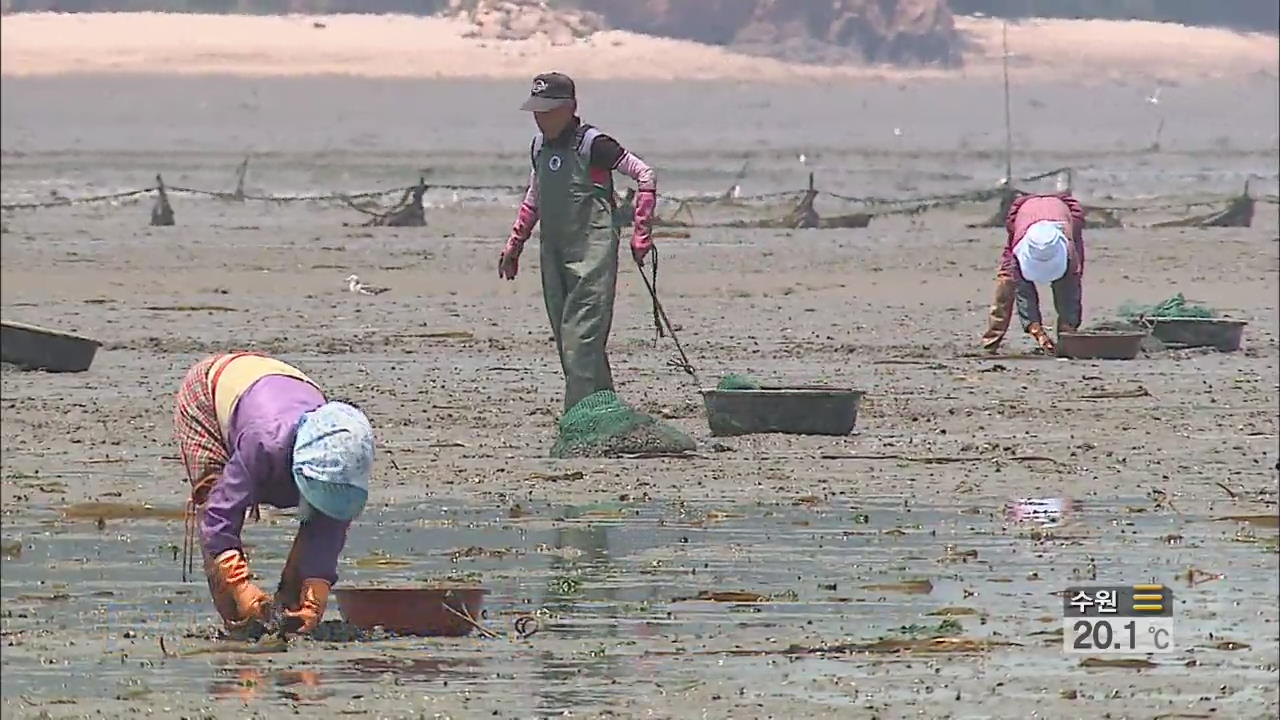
<box><xmin>581</xmin><ymin>0</ymin><xmax>961</xmax><ymax>66</ymax></box>
<box><xmin>449</xmin><ymin>0</ymin><xmax>606</xmax><ymax>45</ymax></box>
<box><xmin>445</xmin><ymin>0</ymin><xmax>959</xmax><ymax>66</ymax></box>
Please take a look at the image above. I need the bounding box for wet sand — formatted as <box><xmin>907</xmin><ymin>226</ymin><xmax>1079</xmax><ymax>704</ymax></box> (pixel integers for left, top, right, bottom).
<box><xmin>3</xmin><ymin>68</ymin><xmax>1279</xmax><ymax>719</ymax></box>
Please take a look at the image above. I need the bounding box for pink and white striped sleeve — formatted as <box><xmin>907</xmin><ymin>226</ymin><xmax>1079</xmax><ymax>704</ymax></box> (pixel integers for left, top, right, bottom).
<box><xmin>615</xmin><ymin>151</ymin><xmax>655</xmax><ymax>192</ymax></box>
<box><xmin>506</xmin><ymin>169</ymin><xmax>539</xmax><ymax>251</ymax></box>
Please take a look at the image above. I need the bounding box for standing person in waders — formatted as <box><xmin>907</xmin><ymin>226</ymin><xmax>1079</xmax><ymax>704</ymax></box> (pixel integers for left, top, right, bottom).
<box><xmin>499</xmin><ymin>72</ymin><xmax>658</xmax><ymax>411</ymax></box>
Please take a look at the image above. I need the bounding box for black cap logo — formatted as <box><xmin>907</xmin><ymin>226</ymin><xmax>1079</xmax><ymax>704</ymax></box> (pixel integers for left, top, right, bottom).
<box><xmin>521</xmin><ymin>73</ymin><xmax>576</xmax><ymax>112</ymax></box>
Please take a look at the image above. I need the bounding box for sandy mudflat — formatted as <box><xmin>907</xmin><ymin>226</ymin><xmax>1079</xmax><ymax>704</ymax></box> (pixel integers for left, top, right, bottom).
<box><xmin>1</xmin><ymin>22</ymin><xmax>1278</xmax><ymax>720</ymax></box>
<box><xmin>2</xmin><ymin>178</ymin><xmax>1278</xmax><ymax>718</ymax></box>
<box><xmin>1</xmin><ymin>12</ymin><xmax>1277</xmax><ymax>82</ymax></box>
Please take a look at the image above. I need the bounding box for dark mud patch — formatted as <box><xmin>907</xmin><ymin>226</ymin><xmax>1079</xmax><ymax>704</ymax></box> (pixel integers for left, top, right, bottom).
<box><xmin>61</xmin><ymin>501</ymin><xmax>186</xmax><ymax>521</ymax></box>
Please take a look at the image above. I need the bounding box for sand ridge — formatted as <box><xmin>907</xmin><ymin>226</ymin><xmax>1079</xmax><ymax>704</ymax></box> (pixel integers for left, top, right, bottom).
<box><xmin>1</xmin><ymin>12</ymin><xmax>1276</xmax><ymax>83</ymax></box>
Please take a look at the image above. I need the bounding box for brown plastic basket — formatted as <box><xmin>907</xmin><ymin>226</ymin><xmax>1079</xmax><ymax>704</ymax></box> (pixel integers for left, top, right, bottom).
<box><xmin>332</xmin><ymin>586</ymin><xmax>489</xmax><ymax>637</ymax></box>
<box><xmin>1055</xmin><ymin>331</ymin><xmax>1145</xmax><ymax>360</ymax></box>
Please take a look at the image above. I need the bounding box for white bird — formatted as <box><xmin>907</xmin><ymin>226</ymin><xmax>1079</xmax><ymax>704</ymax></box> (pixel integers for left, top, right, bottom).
<box><xmin>346</xmin><ymin>274</ymin><xmax>390</xmax><ymax>296</ymax></box>
<box><xmin>797</xmin><ymin>152</ymin><xmax>808</xmax><ymax>165</ymax></box>
<box><xmin>1146</xmin><ymin>87</ymin><xmax>1161</xmax><ymax>105</ymax></box>
<box><xmin>893</xmin><ymin>127</ymin><xmax>903</xmax><ymax>137</ymax></box>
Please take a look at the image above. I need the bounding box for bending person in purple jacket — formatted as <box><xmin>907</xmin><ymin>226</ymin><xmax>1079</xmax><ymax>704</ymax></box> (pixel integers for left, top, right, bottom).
<box><xmin>173</xmin><ymin>352</ymin><xmax>374</xmax><ymax>634</ymax></box>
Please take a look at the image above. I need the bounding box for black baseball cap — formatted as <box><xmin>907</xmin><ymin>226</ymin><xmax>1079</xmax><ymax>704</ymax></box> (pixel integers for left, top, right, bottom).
<box><xmin>521</xmin><ymin>72</ymin><xmax>576</xmax><ymax>112</ymax></box>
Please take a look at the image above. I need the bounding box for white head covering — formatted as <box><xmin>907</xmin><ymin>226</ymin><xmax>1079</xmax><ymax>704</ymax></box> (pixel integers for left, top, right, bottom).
<box><xmin>1015</xmin><ymin>220</ymin><xmax>1069</xmax><ymax>283</ymax></box>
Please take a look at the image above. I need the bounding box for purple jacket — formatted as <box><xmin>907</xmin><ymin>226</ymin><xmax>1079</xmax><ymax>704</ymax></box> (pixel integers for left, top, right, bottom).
<box><xmin>200</xmin><ymin>375</ymin><xmax>349</xmax><ymax>584</ymax></box>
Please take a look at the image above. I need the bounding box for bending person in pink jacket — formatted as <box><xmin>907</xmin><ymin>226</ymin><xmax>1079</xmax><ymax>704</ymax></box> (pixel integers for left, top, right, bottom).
<box><xmin>981</xmin><ymin>192</ymin><xmax>1086</xmax><ymax>353</ymax></box>
<box><xmin>498</xmin><ymin>72</ymin><xmax>658</xmax><ymax>410</ymax></box>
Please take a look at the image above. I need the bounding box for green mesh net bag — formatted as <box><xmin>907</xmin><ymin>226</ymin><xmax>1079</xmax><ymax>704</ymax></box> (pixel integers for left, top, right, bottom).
<box><xmin>551</xmin><ymin>390</ymin><xmax>696</xmax><ymax>459</ymax></box>
<box><xmin>1084</xmin><ymin>319</ymin><xmax>1147</xmax><ymax>332</ymax></box>
<box><xmin>1118</xmin><ymin>293</ymin><xmax>1217</xmax><ymax>320</ymax></box>
<box><xmin>715</xmin><ymin>374</ymin><xmax>762</xmax><ymax>390</ymax></box>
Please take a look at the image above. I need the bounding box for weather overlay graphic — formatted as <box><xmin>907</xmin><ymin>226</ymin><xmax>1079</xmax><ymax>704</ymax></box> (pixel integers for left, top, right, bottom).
<box><xmin>1062</xmin><ymin>585</ymin><xmax>1175</xmax><ymax>654</ymax></box>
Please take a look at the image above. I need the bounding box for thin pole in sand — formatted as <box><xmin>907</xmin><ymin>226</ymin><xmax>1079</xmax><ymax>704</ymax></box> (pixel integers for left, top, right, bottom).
<box><xmin>1001</xmin><ymin>20</ymin><xmax>1013</xmax><ymax>185</ymax></box>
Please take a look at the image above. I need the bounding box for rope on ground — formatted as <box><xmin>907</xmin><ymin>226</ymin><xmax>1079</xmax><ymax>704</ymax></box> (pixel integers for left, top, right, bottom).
<box><xmin>2</xmin><ymin>182</ymin><xmax>531</xmax><ymax>210</ymax></box>
<box><xmin>863</xmin><ymin>190</ymin><xmax>1006</xmax><ymax>217</ymax></box>
<box><xmin>3</xmin><ymin>167</ymin><xmax>1271</xmax><ymax>218</ymax></box>
<box><xmin>675</xmin><ymin>190</ymin><xmax>802</xmax><ymax>205</ymax></box>
<box><xmin>169</xmin><ymin>183</ymin><xmax>528</xmax><ymax>202</ymax></box>
<box><xmin>819</xmin><ymin>167</ymin><xmax>1069</xmax><ymax>208</ymax></box>
<box><xmin>0</xmin><ymin>187</ymin><xmax>155</xmax><ymax>210</ymax></box>
<box><xmin>821</xmin><ymin>187</ymin><xmax>1003</xmax><ymax>208</ymax></box>
<box><xmin>1088</xmin><ymin>195</ymin><xmax>1248</xmax><ymax>212</ymax></box>
<box><xmin>1019</xmin><ymin>166</ymin><xmax>1073</xmax><ymax>183</ymax></box>
<box><xmin>168</xmin><ymin>185</ymin><xmax>418</xmax><ymax>203</ymax></box>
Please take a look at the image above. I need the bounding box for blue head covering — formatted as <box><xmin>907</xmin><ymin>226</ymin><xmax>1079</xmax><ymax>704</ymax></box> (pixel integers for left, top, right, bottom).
<box><xmin>292</xmin><ymin>401</ymin><xmax>373</xmax><ymax>522</ymax></box>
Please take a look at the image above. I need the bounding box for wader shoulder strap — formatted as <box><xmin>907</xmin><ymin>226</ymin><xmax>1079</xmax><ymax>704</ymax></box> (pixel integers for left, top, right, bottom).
<box><xmin>531</xmin><ymin>126</ymin><xmax>599</xmax><ymax>165</ymax></box>
<box><xmin>575</xmin><ymin>124</ymin><xmax>614</xmax><ymax>209</ymax></box>
<box><xmin>530</xmin><ymin>134</ymin><xmax>543</xmax><ymax>167</ymax></box>
<box><xmin>576</xmin><ymin>125</ymin><xmax>601</xmax><ymax>159</ymax></box>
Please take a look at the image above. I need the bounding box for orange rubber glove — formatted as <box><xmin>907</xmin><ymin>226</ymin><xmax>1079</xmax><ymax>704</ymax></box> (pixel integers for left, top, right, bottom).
<box><xmin>282</xmin><ymin>578</ymin><xmax>330</xmax><ymax>634</ymax></box>
<box><xmin>209</xmin><ymin>549</ymin><xmax>272</xmax><ymax>628</ymax></box>
<box><xmin>1028</xmin><ymin>323</ymin><xmax>1056</xmax><ymax>353</ymax></box>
